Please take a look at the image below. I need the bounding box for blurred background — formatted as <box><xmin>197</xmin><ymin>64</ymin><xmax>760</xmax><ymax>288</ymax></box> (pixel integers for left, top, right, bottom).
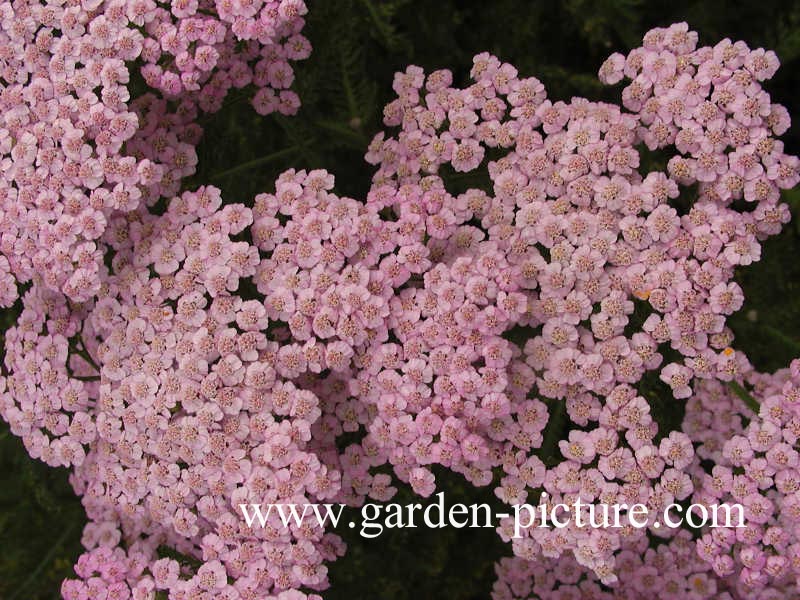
<box><xmin>3</xmin><ymin>1</ymin><xmax>800</xmax><ymax>598</ymax></box>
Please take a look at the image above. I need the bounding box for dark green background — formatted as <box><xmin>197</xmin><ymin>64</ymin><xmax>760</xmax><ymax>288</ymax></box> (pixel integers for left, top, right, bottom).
<box><xmin>3</xmin><ymin>1</ymin><xmax>800</xmax><ymax>598</ymax></box>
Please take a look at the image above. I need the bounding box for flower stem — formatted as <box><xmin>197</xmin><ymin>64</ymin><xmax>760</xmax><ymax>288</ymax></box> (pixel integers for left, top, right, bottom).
<box><xmin>728</xmin><ymin>380</ymin><xmax>760</xmax><ymax>414</ymax></box>
<box><xmin>9</xmin><ymin>520</ymin><xmax>75</xmax><ymax>600</ymax></box>
<box><xmin>208</xmin><ymin>146</ymin><xmax>299</xmax><ymax>181</ymax></box>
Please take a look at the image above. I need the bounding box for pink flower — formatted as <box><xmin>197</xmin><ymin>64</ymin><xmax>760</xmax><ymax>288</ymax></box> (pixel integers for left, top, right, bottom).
<box><xmin>408</xmin><ymin>467</ymin><xmax>436</xmax><ymax>497</ymax></box>
<box><xmin>659</xmin><ymin>363</ymin><xmax>694</xmax><ymax>399</ymax></box>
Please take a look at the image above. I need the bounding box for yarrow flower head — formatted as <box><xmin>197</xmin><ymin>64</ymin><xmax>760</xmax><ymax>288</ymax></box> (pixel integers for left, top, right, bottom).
<box><xmin>0</xmin><ymin>0</ymin><xmax>310</xmax><ymax>304</ymax></box>
<box><xmin>0</xmin><ymin>20</ymin><xmax>798</xmax><ymax>600</ymax></box>
<box><xmin>360</xmin><ymin>20</ymin><xmax>797</xmax><ymax>583</ymax></box>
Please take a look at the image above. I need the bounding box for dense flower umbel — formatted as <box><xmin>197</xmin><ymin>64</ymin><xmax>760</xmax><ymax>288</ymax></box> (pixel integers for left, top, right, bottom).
<box><xmin>0</xmin><ymin>21</ymin><xmax>799</xmax><ymax>600</ymax></box>
<box><xmin>491</xmin><ymin>360</ymin><xmax>800</xmax><ymax>599</ymax></box>
<box><xmin>0</xmin><ymin>0</ymin><xmax>309</xmax><ymax>303</ymax></box>
<box><xmin>685</xmin><ymin>360</ymin><xmax>800</xmax><ymax>596</ymax></box>
<box><xmin>4</xmin><ymin>175</ymin><xmax>405</xmax><ymax>598</ymax></box>
<box><xmin>361</xmin><ymin>21</ymin><xmax>797</xmax><ymax>584</ymax></box>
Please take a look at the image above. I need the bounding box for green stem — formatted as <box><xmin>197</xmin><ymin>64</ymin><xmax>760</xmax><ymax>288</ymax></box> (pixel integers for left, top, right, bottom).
<box><xmin>69</xmin><ymin>341</ymin><xmax>100</xmax><ymax>373</ymax></box>
<box><xmin>339</xmin><ymin>46</ymin><xmax>359</xmax><ymax>120</ymax></box>
<box><xmin>764</xmin><ymin>325</ymin><xmax>800</xmax><ymax>354</ymax></box>
<box><xmin>728</xmin><ymin>380</ymin><xmax>760</xmax><ymax>414</ymax></box>
<box><xmin>10</xmin><ymin>521</ymin><xmax>75</xmax><ymax>600</ymax></box>
<box><xmin>359</xmin><ymin>0</ymin><xmax>396</xmax><ymax>49</ymax></box>
<box><xmin>539</xmin><ymin>399</ymin><xmax>567</xmax><ymax>467</ymax></box>
<box><xmin>208</xmin><ymin>146</ymin><xmax>299</xmax><ymax>181</ymax></box>
<box><xmin>76</xmin><ymin>348</ymin><xmax>99</xmax><ymax>372</ymax></box>
<box><xmin>315</xmin><ymin>119</ymin><xmax>367</xmax><ymax>148</ymax></box>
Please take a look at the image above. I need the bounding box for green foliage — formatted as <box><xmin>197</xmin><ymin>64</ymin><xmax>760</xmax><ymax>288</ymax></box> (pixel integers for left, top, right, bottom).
<box><xmin>326</xmin><ymin>468</ymin><xmax>507</xmax><ymax>600</ymax></box>
<box><xmin>0</xmin><ymin>426</ymin><xmax>85</xmax><ymax>600</ymax></box>
<box><xmin>3</xmin><ymin>0</ymin><xmax>800</xmax><ymax>597</ymax></box>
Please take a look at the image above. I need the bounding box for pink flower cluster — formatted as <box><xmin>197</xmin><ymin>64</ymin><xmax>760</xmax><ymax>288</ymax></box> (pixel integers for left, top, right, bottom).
<box><xmin>493</xmin><ymin>538</ymin><xmax>722</xmax><ymax>600</ymax></box>
<box><xmin>5</xmin><ymin>178</ymin><xmax>391</xmax><ymax>598</ymax></box>
<box><xmin>492</xmin><ymin>358</ymin><xmax>800</xmax><ymax>599</ymax></box>
<box><xmin>0</xmin><ymin>21</ymin><xmax>799</xmax><ymax>600</ymax></box>
<box><xmin>0</xmin><ymin>0</ymin><xmax>309</xmax><ymax>304</ymax></box>
<box><xmin>686</xmin><ymin>360</ymin><xmax>800</xmax><ymax>594</ymax></box>
<box><xmin>361</xmin><ymin>20</ymin><xmax>796</xmax><ymax>584</ymax></box>
<box><xmin>60</xmin><ymin>544</ymin><xmax>322</xmax><ymax>600</ymax></box>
